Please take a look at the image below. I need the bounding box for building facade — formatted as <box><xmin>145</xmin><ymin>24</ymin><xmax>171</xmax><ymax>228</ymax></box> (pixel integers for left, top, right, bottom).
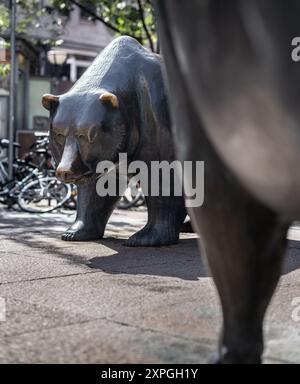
<box><xmin>0</xmin><ymin>3</ymin><xmax>114</xmax><ymax>139</ymax></box>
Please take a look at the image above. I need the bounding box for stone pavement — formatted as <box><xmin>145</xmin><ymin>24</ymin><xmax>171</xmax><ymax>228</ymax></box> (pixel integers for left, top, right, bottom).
<box><xmin>0</xmin><ymin>206</ymin><xmax>299</xmax><ymax>364</ymax></box>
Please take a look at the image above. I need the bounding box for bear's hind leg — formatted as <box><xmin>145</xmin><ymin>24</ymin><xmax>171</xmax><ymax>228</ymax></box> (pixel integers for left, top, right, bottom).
<box><xmin>125</xmin><ymin>195</ymin><xmax>186</xmax><ymax>247</ymax></box>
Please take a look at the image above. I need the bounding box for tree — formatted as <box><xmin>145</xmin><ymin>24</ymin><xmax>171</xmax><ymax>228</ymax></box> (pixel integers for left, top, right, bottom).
<box><xmin>0</xmin><ymin>3</ymin><xmax>10</xmax><ymax>78</ymax></box>
<box><xmin>52</xmin><ymin>0</ymin><xmax>158</xmax><ymax>52</ymax></box>
<box><xmin>0</xmin><ymin>0</ymin><xmax>157</xmax><ymax>78</ymax></box>
<box><xmin>1</xmin><ymin>1</ymin><xmax>157</xmax><ymax>50</ymax></box>
<box><xmin>0</xmin><ymin>0</ymin><xmax>68</xmax><ymax>78</ymax></box>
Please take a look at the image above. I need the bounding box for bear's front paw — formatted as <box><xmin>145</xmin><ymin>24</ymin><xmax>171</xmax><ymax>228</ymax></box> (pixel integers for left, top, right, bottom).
<box><xmin>61</xmin><ymin>220</ymin><xmax>103</xmax><ymax>242</ymax></box>
<box><xmin>61</xmin><ymin>230</ymin><xmax>77</xmax><ymax>241</ymax></box>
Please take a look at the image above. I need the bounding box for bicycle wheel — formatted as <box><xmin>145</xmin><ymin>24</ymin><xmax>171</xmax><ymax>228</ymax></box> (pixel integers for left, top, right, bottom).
<box><xmin>18</xmin><ymin>177</ymin><xmax>72</xmax><ymax>213</ymax></box>
<box><xmin>118</xmin><ymin>182</ymin><xmax>144</xmax><ymax>209</ymax></box>
<box><xmin>63</xmin><ymin>184</ymin><xmax>77</xmax><ymax>210</ymax></box>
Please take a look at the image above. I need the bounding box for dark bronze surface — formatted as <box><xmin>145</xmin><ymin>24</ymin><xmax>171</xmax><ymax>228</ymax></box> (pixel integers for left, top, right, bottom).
<box><xmin>154</xmin><ymin>0</ymin><xmax>298</xmax><ymax>363</ymax></box>
<box><xmin>42</xmin><ymin>36</ymin><xmax>186</xmax><ymax>246</ymax></box>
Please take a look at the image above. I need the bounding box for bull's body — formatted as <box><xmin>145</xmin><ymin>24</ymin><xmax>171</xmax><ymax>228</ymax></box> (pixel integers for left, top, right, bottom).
<box><xmin>154</xmin><ymin>0</ymin><xmax>300</xmax><ymax>363</ymax></box>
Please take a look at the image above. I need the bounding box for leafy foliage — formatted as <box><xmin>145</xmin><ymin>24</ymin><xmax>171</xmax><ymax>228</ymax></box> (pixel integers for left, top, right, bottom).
<box><xmin>15</xmin><ymin>0</ymin><xmax>68</xmax><ymax>43</ymax></box>
<box><xmin>0</xmin><ymin>4</ymin><xmax>10</xmax><ymax>33</ymax></box>
<box><xmin>52</xmin><ymin>0</ymin><xmax>157</xmax><ymax>51</ymax></box>
<box><xmin>0</xmin><ymin>0</ymin><xmax>67</xmax><ymax>78</ymax></box>
<box><xmin>0</xmin><ymin>0</ymin><xmax>157</xmax><ymax>79</ymax></box>
<box><xmin>0</xmin><ymin>4</ymin><xmax>10</xmax><ymax>78</ymax></box>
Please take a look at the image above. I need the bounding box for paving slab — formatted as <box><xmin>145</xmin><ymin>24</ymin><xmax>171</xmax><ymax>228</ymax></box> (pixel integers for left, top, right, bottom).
<box><xmin>0</xmin><ymin>207</ymin><xmax>299</xmax><ymax>364</ymax></box>
<box><xmin>0</xmin><ymin>317</ymin><xmax>216</xmax><ymax>364</ymax></box>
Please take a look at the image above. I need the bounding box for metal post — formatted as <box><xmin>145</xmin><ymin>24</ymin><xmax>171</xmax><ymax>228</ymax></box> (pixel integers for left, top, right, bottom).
<box><xmin>8</xmin><ymin>0</ymin><xmax>17</xmax><ymax>179</ymax></box>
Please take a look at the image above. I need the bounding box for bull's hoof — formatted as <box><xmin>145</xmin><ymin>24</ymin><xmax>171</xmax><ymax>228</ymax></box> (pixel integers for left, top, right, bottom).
<box><xmin>125</xmin><ymin>224</ymin><xmax>179</xmax><ymax>247</ymax></box>
<box><xmin>212</xmin><ymin>348</ymin><xmax>262</xmax><ymax>364</ymax></box>
<box><xmin>61</xmin><ymin>221</ymin><xmax>103</xmax><ymax>241</ymax></box>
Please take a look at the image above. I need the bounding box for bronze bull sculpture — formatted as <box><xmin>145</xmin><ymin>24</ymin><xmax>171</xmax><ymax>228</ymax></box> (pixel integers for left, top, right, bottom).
<box><xmin>154</xmin><ymin>0</ymin><xmax>300</xmax><ymax>363</ymax></box>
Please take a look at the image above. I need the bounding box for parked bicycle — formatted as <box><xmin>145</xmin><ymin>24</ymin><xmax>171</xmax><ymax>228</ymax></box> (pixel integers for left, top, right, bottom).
<box><xmin>0</xmin><ymin>138</ymin><xmax>71</xmax><ymax>213</ymax></box>
<box><xmin>0</xmin><ymin>136</ymin><xmax>145</xmax><ymax>213</ymax></box>
<box><xmin>118</xmin><ymin>177</ymin><xmax>145</xmax><ymax>209</ymax></box>
<box><xmin>61</xmin><ymin>177</ymin><xmax>145</xmax><ymax>211</ymax></box>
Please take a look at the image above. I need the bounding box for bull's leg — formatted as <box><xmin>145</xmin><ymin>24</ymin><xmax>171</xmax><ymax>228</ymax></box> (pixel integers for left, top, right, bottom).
<box><xmin>62</xmin><ymin>179</ymin><xmax>120</xmax><ymax>241</ymax></box>
<box><xmin>154</xmin><ymin>3</ymin><xmax>289</xmax><ymax>361</ymax></box>
<box><xmin>125</xmin><ymin>195</ymin><xmax>186</xmax><ymax>247</ymax></box>
<box><xmin>191</xmin><ymin>185</ymin><xmax>289</xmax><ymax>364</ymax></box>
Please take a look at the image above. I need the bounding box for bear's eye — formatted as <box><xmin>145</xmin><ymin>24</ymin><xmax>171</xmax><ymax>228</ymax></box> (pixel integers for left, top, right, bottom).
<box><xmin>52</xmin><ymin>129</ymin><xmax>63</xmax><ymax>136</ymax></box>
<box><xmin>88</xmin><ymin>126</ymin><xmax>98</xmax><ymax>142</ymax></box>
<box><xmin>53</xmin><ymin>131</ymin><xmax>65</xmax><ymax>144</ymax></box>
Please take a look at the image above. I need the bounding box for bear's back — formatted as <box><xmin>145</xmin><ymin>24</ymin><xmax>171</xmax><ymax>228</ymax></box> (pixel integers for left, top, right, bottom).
<box><xmin>70</xmin><ymin>36</ymin><xmax>161</xmax><ymax>94</ymax></box>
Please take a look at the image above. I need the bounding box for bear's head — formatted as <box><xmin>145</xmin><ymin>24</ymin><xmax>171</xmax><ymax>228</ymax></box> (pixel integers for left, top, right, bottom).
<box><xmin>42</xmin><ymin>91</ymin><xmax>127</xmax><ymax>184</ymax></box>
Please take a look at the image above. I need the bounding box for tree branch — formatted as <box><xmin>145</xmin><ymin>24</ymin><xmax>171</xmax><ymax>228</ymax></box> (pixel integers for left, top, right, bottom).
<box><xmin>68</xmin><ymin>0</ymin><xmax>130</xmax><ymax>36</ymax></box>
<box><xmin>137</xmin><ymin>0</ymin><xmax>155</xmax><ymax>52</ymax></box>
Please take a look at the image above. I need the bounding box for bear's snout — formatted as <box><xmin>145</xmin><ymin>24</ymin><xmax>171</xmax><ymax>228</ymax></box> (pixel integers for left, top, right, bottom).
<box><xmin>55</xmin><ymin>136</ymin><xmax>92</xmax><ymax>184</ymax></box>
<box><xmin>56</xmin><ymin>164</ymin><xmax>92</xmax><ymax>184</ymax></box>
<box><xmin>56</xmin><ymin>167</ymin><xmax>77</xmax><ymax>183</ymax></box>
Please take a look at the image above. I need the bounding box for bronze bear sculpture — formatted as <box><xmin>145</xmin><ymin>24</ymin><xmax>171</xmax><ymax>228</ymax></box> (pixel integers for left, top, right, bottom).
<box><xmin>42</xmin><ymin>36</ymin><xmax>186</xmax><ymax>247</ymax></box>
<box><xmin>154</xmin><ymin>0</ymin><xmax>300</xmax><ymax>363</ymax></box>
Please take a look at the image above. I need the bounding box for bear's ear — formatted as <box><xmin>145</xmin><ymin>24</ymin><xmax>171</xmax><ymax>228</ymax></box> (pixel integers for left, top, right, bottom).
<box><xmin>99</xmin><ymin>92</ymin><xmax>119</xmax><ymax>108</ymax></box>
<box><xmin>42</xmin><ymin>94</ymin><xmax>60</xmax><ymax>111</ymax></box>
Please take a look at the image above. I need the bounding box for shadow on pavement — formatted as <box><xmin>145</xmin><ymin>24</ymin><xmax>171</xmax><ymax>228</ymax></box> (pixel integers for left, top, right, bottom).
<box><xmin>87</xmin><ymin>238</ymin><xmax>207</xmax><ymax>281</ymax></box>
<box><xmin>87</xmin><ymin>238</ymin><xmax>300</xmax><ymax>280</ymax></box>
<box><xmin>1</xmin><ymin>207</ymin><xmax>300</xmax><ymax>281</ymax></box>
